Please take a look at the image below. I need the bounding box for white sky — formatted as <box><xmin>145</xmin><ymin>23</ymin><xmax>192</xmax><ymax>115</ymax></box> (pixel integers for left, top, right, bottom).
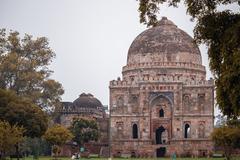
<box><xmin>0</xmin><ymin>0</ymin><xmax>215</xmax><ymax>106</ymax></box>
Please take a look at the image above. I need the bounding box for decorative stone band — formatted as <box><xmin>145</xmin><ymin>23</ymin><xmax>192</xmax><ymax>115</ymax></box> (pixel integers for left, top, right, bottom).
<box><xmin>170</xmin><ymin>138</ymin><xmax>212</xmax><ymax>141</ymax></box>
<box><xmin>109</xmin><ymin>78</ymin><xmax>214</xmax><ymax>88</ymax></box>
<box><xmin>122</xmin><ymin>62</ymin><xmax>205</xmax><ymax>73</ymax></box>
<box><xmin>111</xmin><ymin>139</ymin><xmax>212</xmax><ymax>142</ymax></box>
<box><xmin>57</xmin><ymin>107</ymin><xmax>103</xmax><ymax>115</ymax></box>
<box><xmin>109</xmin><ymin>80</ymin><xmax>138</xmax><ymax>89</ymax></box>
<box><xmin>58</xmin><ymin>111</ymin><xmax>103</xmax><ymax>117</ymax></box>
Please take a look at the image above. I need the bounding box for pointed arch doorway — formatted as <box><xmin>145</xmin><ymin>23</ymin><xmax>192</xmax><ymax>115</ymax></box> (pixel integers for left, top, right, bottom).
<box><xmin>156</xmin><ymin>126</ymin><xmax>165</xmax><ymax>144</ymax></box>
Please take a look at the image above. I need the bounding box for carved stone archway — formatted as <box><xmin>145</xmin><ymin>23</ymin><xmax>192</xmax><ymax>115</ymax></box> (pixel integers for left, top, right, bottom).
<box><xmin>150</xmin><ymin>93</ymin><xmax>173</xmax><ymax>143</ymax></box>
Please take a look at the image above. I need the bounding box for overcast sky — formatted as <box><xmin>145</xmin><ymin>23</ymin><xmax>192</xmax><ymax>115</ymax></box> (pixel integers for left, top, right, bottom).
<box><xmin>0</xmin><ymin>0</ymin><xmax>215</xmax><ymax>106</ymax></box>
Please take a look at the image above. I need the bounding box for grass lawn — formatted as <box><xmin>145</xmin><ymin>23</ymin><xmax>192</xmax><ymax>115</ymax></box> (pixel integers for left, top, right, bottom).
<box><xmin>6</xmin><ymin>157</ymin><xmax>233</xmax><ymax>160</ymax></box>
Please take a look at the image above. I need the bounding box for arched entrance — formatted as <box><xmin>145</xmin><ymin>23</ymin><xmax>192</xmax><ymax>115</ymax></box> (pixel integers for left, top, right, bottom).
<box><xmin>159</xmin><ymin>108</ymin><xmax>164</xmax><ymax>117</ymax></box>
<box><xmin>150</xmin><ymin>93</ymin><xmax>172</xmax><ymax>156</ymax></box>
<box><xmin>132</xmin><ymin>123</ymin><xmax>138</xmax><ymax>139</ymax></box>
<box><xmin>156</xmin><ymin>147</ymin><xmax>166</xmax><ymax>157</ymax></box>
<box><xmin>184</xmin><ymin>123</ymin><xmax>190</xmax><ymax>138</ymax></box>
<box><xmin>155</xmin><ymin>126</ymin><xmax>165</xmax><ymax>144</ymax></box>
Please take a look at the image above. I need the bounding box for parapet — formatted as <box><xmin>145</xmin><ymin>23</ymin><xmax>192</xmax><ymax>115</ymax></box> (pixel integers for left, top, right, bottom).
<box><xmin>122</xmin><ymin>62</ymin><xmax>206</xmax><ymax>73</ymax></box>
<box><xmin>109</xmin><ymin>76</ymin><xmax>214</xmax><ymax>88</ymax></box>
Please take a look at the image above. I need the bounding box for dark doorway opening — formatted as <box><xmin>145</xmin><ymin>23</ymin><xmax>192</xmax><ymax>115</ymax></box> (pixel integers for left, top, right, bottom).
<box><xmin>131</xmin><ymin>151</ymin><xmax>136</xmax><ymax>158</ymax></box>
<box><xmin>132</xmin><ymin>124</ymin><xmax>138</xmax><ymax>139</ymax></box>
<box><xmin>199</xmin><ymin>150</ymin><xmax>207</xmax><ymax>157</ymax></box>
<box><xmin>184</xmin><ymin>123</ymin><xmax>190</xmax><ymax>138</ymax></box>
<box><xmin>156</xmin><ymin>126</ymin><xmax>165</xmax><ymax>144</ymax></box>
<box><xmin>159</xmin><ymin>109</ymin><xmax>164</xmax><ymax>117</ymax></box>
<box><xmin>156</xmin><ymin>147</ymin><xmax>166</xmax><ymax>157</ymax></box>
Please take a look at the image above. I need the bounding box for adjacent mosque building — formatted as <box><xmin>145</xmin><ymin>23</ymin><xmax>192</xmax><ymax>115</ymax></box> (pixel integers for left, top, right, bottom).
<box><xmin>56</xmin><ymin>93</ymin><xmax>109</xmax><ymax>157</ymax></box>
<box><xmin>109</xmin><ymin>17</ymin><xmax>214</xmax><ymax>157</ymax></box>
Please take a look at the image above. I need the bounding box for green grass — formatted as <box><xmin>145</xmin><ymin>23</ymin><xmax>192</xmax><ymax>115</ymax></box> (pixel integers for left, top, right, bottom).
<box><xmin>6</xmin><ymin>156</ymin><xmax>240</xmax><ymax>160</ymax></box>
<box><xmin>5</xmin><ymin>157</ymin><xmax>232</xmax><ymax>160</ymax></box>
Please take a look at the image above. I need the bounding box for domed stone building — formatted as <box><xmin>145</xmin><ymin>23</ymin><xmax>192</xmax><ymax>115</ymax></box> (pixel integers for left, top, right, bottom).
<box><xmin>109</xmin><ymin>17</ymin><xmax>214</xmax><ymax>157</ymax></box>
<box><xmin>56</xmin><ymin>93</ymin><xmax>109</xmax><ymax>156</ymax></box>
<box><xmin>59</xmin><ymin>93</ymin><xmax>106</xmax><ymax>126</ymax></box>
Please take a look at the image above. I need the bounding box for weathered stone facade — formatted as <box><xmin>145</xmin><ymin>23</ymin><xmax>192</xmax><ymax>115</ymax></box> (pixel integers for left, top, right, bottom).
<box><xmin>109</xmin><ymin>17</ymin><xmax>214</xmax><ymax>158</ymax></box>
<box><xmin>56</xmin><ymin>93</ymin><xmax>109</xmax><ymax>157</ymax></box>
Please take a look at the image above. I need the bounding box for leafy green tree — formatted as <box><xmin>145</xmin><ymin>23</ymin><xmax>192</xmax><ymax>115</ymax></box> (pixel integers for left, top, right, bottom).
<box><xmin>137</xmin><ymin>0</ymin><xmax>239</xmax><ymax>27</ymax></box>
<box><xmin>0</xmin><ymin>121</ymin><xmax>25</xmax><ymax>160</ymax></box>
<box><xmin>211</xmin><ymin>125</ymin><xmax>240</xmax><ymax>160</ymax></box>
<box><xmin>0</xmin><ymin>89</ymin><xmax>48</xmax><ymax>160</ymax></box>
<box><xmin>0</xmin><ymin>89</ymin><xmax>48</xmax><ymax>138</ymax></box>
<box><xmin>137</xmin><ymin>0</ymin><xmax>240</xmax><ymax>118</ymax></box>
<box><xmin>44</xmin><ymin>124</ymin><xmax>73</xmax><ymax>159</ymax></box>
<box><xmin>0</xmin><ymin>29</ymin><xmax>64</xmax><ymax>110</ymax></box>
<box><xmin>70</xmin><ymin>118</ymin><xmax>99</xmax><ymax>148</ymax></box>
<box><xmin>195</xmin><ymin>12</ymin><xmax>240</xmax><ymax>118</ymax></box>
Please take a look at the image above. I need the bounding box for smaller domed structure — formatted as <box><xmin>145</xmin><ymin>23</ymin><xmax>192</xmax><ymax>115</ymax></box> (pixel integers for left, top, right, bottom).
<box><xmin>73</xmin><ymin>93</ymin><xmax>104</xmax><ymax>110</ymax></box>
<box><xmin>58</xmin><ymin>93</ymin><xmax>105</xmax><ymax>120</ymax></box>
<box><xmin>55</xmin><ymin>93</ymin><xmax>109</xmax><ymax>157</ymax></box>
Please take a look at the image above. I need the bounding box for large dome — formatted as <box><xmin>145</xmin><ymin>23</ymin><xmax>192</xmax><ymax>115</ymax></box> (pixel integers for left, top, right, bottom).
<box><xmin>127</xmin><ymin>17</ymin><xmax>202</xmax><ymax>65</ymax></box>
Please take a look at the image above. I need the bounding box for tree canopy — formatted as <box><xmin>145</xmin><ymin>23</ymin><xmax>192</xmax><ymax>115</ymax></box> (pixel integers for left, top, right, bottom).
<box><xmin>212</xmin><ymin>124</ymin><xmax>240</xmax><ymax>160</ymax></box>
<box><xmin>44</xmin><ymin>124</ymin><xmax>73</xmax><ymax>146</ymax></box>
<box><xmin>0</xmin><ymin>29</ymin><xmax>64</xmax><ymax>110</ymax></box>
<box><xmin>0</xmin><ymin>120</ymin><xmax>25</xmax><ymax>159</ymax></box>
<box><xmin>70</xmin><ymin>118</ymin><xmax>99</xmax><ymax>147</ymax></box>
<box><xmin>137</xmin><ymin>0</ymin><xmax>240</xmax><ymax>118</ymax></box>
<box><xmin>137</xmin><ymin>0</ymin><xmax>240</xmax><ymax>27</ymax></box>
<box><xmin>44</xmin><ymin>124</ymin><xmax>73</xmax><ymax>159</ymax></box>
<box><xmin>194</xmin><ymin>12</ymin><xmax>240</xmax><ymax>118</ymax></box>
<box><xmin>0</xmin><ymin>89</ymin><xmax>48</xmax><ymax>138</ymax></box>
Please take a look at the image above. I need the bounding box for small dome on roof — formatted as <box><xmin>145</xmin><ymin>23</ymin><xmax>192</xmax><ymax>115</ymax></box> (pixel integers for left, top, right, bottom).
<box><xmin>73</xmin><ymin>93</ymin><xmax>103</xmax><ymax>109</ymax></box>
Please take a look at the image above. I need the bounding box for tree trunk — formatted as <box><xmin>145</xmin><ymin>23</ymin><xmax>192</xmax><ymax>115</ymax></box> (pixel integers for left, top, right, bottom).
<box><xmin>0</xmin><ymin>150</ymin><xmax>6</xmax><ymax>160</ymax></box>
<box><xmin>15</xmin><ymin>143</ymin><xmax>19</xmax><ymax>160</ymax></box>
<box><xmin>224</xmin><ymin>146</ymin><xmax>232</xmax><ymax>160</ymax></box>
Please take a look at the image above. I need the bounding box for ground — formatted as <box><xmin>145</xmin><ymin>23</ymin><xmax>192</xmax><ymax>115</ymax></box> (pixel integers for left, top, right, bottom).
<box><xmin>5</xmin><ymin>157</ymin><xmax>238</xmax><ymax>160</ymax></box>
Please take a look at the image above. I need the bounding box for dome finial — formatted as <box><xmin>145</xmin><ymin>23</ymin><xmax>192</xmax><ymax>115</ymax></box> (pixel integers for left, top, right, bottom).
<box><xmin>79</xmin><ymin>93</ymin><xmax>87</xmax><ymax>97</ymax></box>
<box><xmin>156</xmin><ymin>17</ymin><xmax>177</xmax><ymax>27</ymax></box>
<box><xmin>162</xmin><ymin>16</ymin><xmax>168</xmax><ymax>20</ymax></box>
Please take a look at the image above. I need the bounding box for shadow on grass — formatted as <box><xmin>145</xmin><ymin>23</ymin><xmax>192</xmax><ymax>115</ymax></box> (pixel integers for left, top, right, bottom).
<box><xmin>8</xmin><ymin>156</ymin><xmax>240</xmax><ymax>160</ymax></box>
